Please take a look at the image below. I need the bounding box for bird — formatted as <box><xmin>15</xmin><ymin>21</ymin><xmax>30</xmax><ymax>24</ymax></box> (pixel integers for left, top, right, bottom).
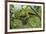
<box><xmin>19</xmin><ymin>12</ymin><xmax>35</xmax><ymax>25</ymax></box>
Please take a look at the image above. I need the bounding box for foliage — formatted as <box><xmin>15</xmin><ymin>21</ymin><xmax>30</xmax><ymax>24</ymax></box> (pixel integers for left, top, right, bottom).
<box><xmin>10</xmin><ymin>4</ymin><xmax>41</xmax><ymax>29</ymax></box>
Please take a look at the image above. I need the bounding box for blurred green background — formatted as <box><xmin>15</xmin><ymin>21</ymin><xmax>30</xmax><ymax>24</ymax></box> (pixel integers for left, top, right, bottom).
<box><xmin>10</xmin><ymin>4</ymin><xmax>41</xmax><ymax>29</ymax></box>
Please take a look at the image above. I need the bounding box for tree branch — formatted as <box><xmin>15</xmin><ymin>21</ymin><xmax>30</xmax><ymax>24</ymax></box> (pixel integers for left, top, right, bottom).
<box><xmin>29</xmin><ymin>6</ymin><xmax>41</xmax><ymax>20</ymax></box>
